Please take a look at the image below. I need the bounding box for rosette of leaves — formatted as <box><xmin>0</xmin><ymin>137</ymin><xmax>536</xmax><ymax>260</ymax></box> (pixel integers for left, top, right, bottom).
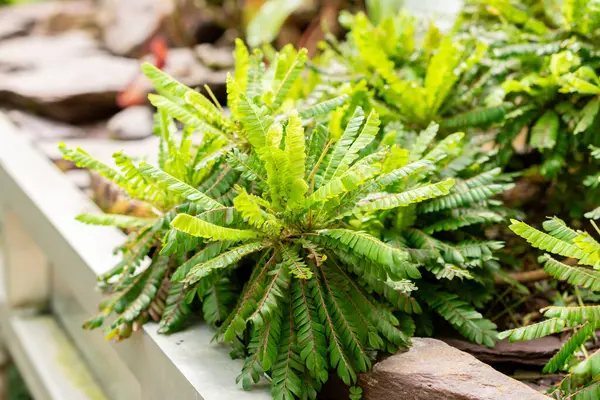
<box><xmin>58</xmin><ymin>40</ymin><xmax>345</xmax><ymax>341</ymax></box>
<box><xmin>501</xmin><ymin>214</ymin><xmax>600</xmax><ymax>399</ymax></box>
<box><xmin>459</xmin><ymin>0</ymin><xmax>600</xmax><ymax>180</ymax></box>
<box><xmin>158</xmin><ymin>104</ymin><xmax>456</xmax><ymax>398</ymax></box>
<box><xmin>318</xmin><ymin>11</ymin><xmax>510</xmax><ymax>131</ymax></box>
<box><xmin>354</xmin><ymin>122</ymin><xmax>517</xmax><ymax>346</ymax></box>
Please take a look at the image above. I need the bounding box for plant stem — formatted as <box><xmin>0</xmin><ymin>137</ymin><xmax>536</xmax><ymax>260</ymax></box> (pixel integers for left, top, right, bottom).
<box><xmin>491</xmin><ymin>296</ymin><xmax>530</xmax><ymax>322</ymax></box>
<box><xmin>574</xmin><ymin>286</ymin><xmax>590</xmax><ymax>359</ymax></box>
<box><xmin>494</xmin><ymin>269</ymin><xmax>550</xmax><ymax>284</ymax></box>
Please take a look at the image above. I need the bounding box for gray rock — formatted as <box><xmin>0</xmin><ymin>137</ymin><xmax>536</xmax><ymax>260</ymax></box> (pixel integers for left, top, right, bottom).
<box><xmin>195</xmin><ymin>44</ymin><xmax>234</xmax><ymax>70</ymax></box>
<box><xmin>99</xmin><ymin>0</ymin><xmax>172</xmax><ymax>57</ymax></box>
<box><xmin>0</xmin><ymin>32</ymin><xmax>100</xmax><ymax>72</ymax></box>
<box><xmin>5</xmin><ymin>109</ymin><xmax>106</xmax><ymax>140</ymax></box>
<box><xmin>108</xmin><ymin>106</ymin><xmax>154</xmax><ymax>141</ymax></box>
<box><xmin>0</xmin><ymin>1</ymin><xmax>96</xmax><ymax>40</ymax></box>
<box><xmin>0</xmin><ymin>41</ymin><xmax>226</xmax><ymax>123</ymax></box>
<box><xmin>0</xmin><ymin>54</ymin><xmax>139</xmax><ymax>123</ymax></box>
<box><xmin>361</xmin><ymin>338</ymin><xmax>548</xmax><ymax>400</ymax></box>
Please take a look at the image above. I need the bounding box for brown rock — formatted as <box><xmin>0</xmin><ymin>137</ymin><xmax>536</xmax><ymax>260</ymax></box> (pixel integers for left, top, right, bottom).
<box><xmin>99</xmin><ymin>0</ymin><xmax>228</xmax><ymax>57</ymax></box>
<box><xmin>361</xmin><ymin>338</ymin><xmax>548</xmax><ymax>400</ymax></box>
<box><xmin>165</xmin><ymin>0</ymin><xmax>225</xmax><ymax>45</ymax></box>
<box><xmin>0</xmin><ymin>32</ymin><xmax>101</xmax><ymax>72</ymax></box>
<box><xmin>99</xmin><ymin>0</ymin><xmax>173</xmax><ymax>57</ymax></box>
<box><xmin>443</xmin><ymin>337</ymin><xmax>562</xmax><ymax>367</ymax></box>
<box><xmin>41</xmin><ymin>0</ymin><xmax>97</xmax><ymax>35</ymax></box>
<box><xmin>0</xmin><ymin>54</ymin><xmax>139</xmax><ymax>123</ymax></box>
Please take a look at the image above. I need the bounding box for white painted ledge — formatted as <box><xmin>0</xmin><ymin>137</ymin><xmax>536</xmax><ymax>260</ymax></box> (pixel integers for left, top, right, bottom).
<box><xmin>0</xmin><ymin>113</ymin><xmax>269</xmax><ymax>400</ymax></box>
<box><xmin>1</xmin><ymin>312</ymin><xmax>108</xmax><ymax>400</ymax></box>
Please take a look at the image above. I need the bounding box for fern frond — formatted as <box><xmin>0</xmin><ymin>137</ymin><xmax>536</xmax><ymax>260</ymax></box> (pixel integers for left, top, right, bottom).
<box><xmin>356</xmin><ymin>179</ymin><xmax>455</xmax><ymax>213</ymax></box>
<box><xmin>313</xmin><ymin>229</ymin><xmax>416</xmax><ymax>276</ymax></box>
<box><xmin>249</xmin><ymin>261</ymin><xmax>291</xmax><ymax>328</ymax></box>
<box><xmin>271</xmin><ymin>49</ymin><xmax>308</xmax><ymax>110</ymax></box>
<box><xmin>427</xmin><ymin>264</ymin><xmax>473</xmax><ymax>280</ymax></box>
<box><xmin>170</xmin><ymin>241</ymin><xmax>233</xmax><ymax>281</ymax></box>
<box><xmin>509</xmin><ymin>220</ymin><xmax>586</xmax><ymax>259</ymax></box>
<box><xmin>308</xmin><ymin>160</ymin><xmax>380</xmax><ymax>205</ymax></box>
<box><xmin>543</xmin><ymin>306</ymin><xmax>600</xmax><ymax>325</ymax></box>
<box><xmin>423</xmin><ymin>132</ymin><xmax>465</xmax><ymax>162</ymax></box>
<box><xmin>59</xmin><ymin>144</ymin><xmax>127</xmax><ymax>188</ymax></box>
<box><xmin>544</xmin><ymin>322</ymin><xmax>596</xmax><ymax>373</ymax></box>
<box><xmin>113</xmin><ymin>152</ymin><xmax>169</xmax><ymax>206</ymax></box>
<box><xmin>138</xmin><ymin>162</ymin><xmax>224</xmax><ymax>210</ymax></box>
<box><xmin>299</xmin><ymin>95</ymin><xmax>349</xmax><ymax>119</ymax></box>
<box><xmin>542</xmin><ymin>255</ymin><xmax>600</xmax><ymax>291</ymax></box>
<box><xmin>171</xmin><ymin>213</ymin><xmax>260</xmax><ymax>241</ymax></box>
<box><xmin>321</xmin><ymin>107</ymin><xmax>365</xmax><ymax>183</ymax></box>
<box><xmin>227</xmin><ymin>148</ymin><xmax>267</xmax><ymax>186</ymax></box>
<box><xmin>284</xmin><ymin>111</ymin><xmax>308</xmax><ymax>206</ymax></box>
<box><xmin>142</xmin><ymin>62</ymin><xmax>231</xmax><ymax>133</ymax></box>
<box><xmin>409</xmin><ymin>123</ymin><xmax>438</xmax><ymax>162</ymax></box>
<box><xmin>572</xmin><ymin>348</ymin><xmax>600</xmax><ymax>378</ymax></box>
<box><xmin>440</xmin><ymin>104</ymin><xmax>509</xmax><ymax>129</ymax></box>
<box><xmin>424</xmin><ymin>290</ymin><xmax>498</xmax><ymax>347</ymax></box>
<box><xmin>200</xmin><ymin>275</ymin><xmax>237</xmax><ymax>327</ymax></box>
<box><xmin>419</xmin><ymin>183</ymin><xmax>509</xmax><ymax>213</ymax></box>
<box><xmin>184</xmin><ymin>241</ymin><xmax>266</xmax><ymax>285</ymax></box>
<box><xmin>311</xmin><ymin>268</ymin><xmax>357</xmax><ymax>386</ymax></box>
<box><xmin>543</xmin><ymin>217</ymin><xmax>579</xmax><ymax>242</ymax></box>
<box><xmin>319</xmin><ymin>266</ymin><xmax>371</xmax><ymax>373</ymax></box>
<box><xmin>280</xmin><ymin>245</ymin><xmax>311</xmax><ymax>279</ymax></box>
<box><xmin>148</xmin><ymin>94</ymin><xmax>224</xmax><ymax>138</ymax></box>
<box><xmin>237</xmin><ymin>328</ymin><xmax>265</xmax><ymax>390</ymax></box>
<box><xmin>112</xmin><ymin>255</ymin><xmax>170</xmax><ymax>327</ymax></box>
<box><xmin>291</xmin><ymin>279</ymin><xmax>328</xmax><ymax>383</ymax></box>
<box><xmin>329</xmin><ymin>259</ymin><xmax>411</xmax><ymax>348</ymax></box>
<box><xmin>498</xmin><ymin>318</ymin><xmax>566</xmax><ymax>342</ymax></box>
<box><xmin>566</xmin><ymin>382</ymin><xmax>600</xmax><ymax>400</ymax></box>
<box><xmin>158</xmin><ymin>281</ymin><xmax>191</xmax><ymax>333</ymax></box>
<box><xmin>423</xmin><ymin>209</ymin><xmax>504</xmax><ymax>233</ymax></box>
<box><xmin>271</xmin><ymin>303</ymin><xmax>304</xmax><ymax>400</ymax></box>
<box><xmin>365</xmin><ymin>159</ymin><xmax>433</xmax><ymax>191</ymax></box>
<box><xmin>233</xmin><ymin>188</ymin><xmax>282</xmax><ymax>236</ymax></box>
<box><xmin>76</xmin><ymin>213</ymin><xmax>155</xmax><ymax>228</ymax></box>
<box><xmin>334</xmin><ymin>110</ymin><xmax>380</xmax><ymax>179</ymax></box>
<box><xmin>238</xmin><ymin>93</ymin><xmax>274</xmax><ymax>154</ymax></box>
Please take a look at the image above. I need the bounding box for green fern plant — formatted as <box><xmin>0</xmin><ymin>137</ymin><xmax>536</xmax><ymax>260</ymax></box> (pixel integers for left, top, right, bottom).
<box><xmin>459</xmin><ymin>0</ymin><xmax>600</xmax><ymax>181</ymax></box>
<box><xmin>59</xmin><ymin>40</ymin><xmax>340</xmax><ymax>340</ymax></box>
<box><xmin>318</xmin><ymin>11</ymin><xmax>508</xmax><ymax>131</ymax></box>
<box><xmin>501</xmin><ymin>214</ymin><xmax>600</xmax><ymax>398</ymax></box>
<box><xmin>355</xmin><ymin>122</ymin><xmax>517</xmax><ymax>346</ymax></box>
<box><xmin>158</xmin><ymin>99</ymin><xmax>460</xmax><ymax>397</ymax></box>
